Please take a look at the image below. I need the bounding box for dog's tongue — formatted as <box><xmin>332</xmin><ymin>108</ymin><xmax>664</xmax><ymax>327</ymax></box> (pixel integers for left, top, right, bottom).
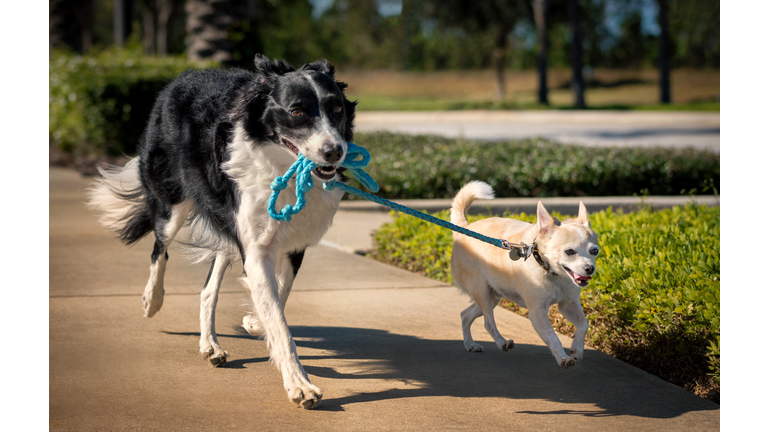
<box><xmin>575</xmin><ymin>274</ymin><xmax>592</xmax><ymax>282</ymax></box>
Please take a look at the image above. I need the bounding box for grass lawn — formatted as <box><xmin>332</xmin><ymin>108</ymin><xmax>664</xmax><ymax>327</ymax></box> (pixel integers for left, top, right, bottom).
<box><xmin>336</xmin><ymin>68</ymin><xmax>719</xmax><ymax>112</ymax></box>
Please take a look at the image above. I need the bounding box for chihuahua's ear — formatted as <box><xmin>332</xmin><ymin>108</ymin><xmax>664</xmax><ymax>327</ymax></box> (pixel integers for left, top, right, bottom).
<box><xmin>577</xmin><ymin>201</ymin><xmax>590</xmax><ymax>228</ymax></box>
<box><xmin>537</xmin><ymin>201</ymin><xmax>556</xmax><ymax>236</ymax></box>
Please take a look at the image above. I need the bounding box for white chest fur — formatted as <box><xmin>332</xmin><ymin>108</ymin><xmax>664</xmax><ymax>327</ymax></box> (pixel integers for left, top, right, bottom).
<box><xmin>223</xmin><ymin>125</ymin><xmax>343</xmax><ymax>256</ymax></box>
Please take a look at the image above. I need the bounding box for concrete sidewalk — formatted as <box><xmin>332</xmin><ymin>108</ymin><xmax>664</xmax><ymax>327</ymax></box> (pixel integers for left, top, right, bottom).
<box><xmin>49</xmin><ymin>168</ymin><xmax>719</xmax><ymax>431</ymax></box>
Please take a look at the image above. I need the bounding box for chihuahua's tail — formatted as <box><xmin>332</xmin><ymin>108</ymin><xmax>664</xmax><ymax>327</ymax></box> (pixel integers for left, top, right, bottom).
<box><xmin>450</xmin><ymin>181</ymin><xmax>495</xmax><ymax>227</ymax></box>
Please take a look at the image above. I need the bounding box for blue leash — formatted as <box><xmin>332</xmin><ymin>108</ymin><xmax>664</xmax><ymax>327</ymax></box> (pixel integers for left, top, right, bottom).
<box><xmin>268</xmin><ymin>143</ymin><xmax>533</xmax><ymax>260</ymax></box>
<box><xmin>268</xmin><ymin>142</ymin><xmax>378</xmax><ymax>221</ymax></box>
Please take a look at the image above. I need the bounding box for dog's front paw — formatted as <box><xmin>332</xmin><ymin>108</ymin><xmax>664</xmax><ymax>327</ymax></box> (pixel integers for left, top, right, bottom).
<box><xmin>200</xmin><ymin>345</ymin><xmax>229</xmax><ymax>367</ymax></box>
<box><xmin>142</xmin><ymin>289</ymin><xmax>164</xmax><ymax>318</ymax></box>
<box><xmin>465</xmin><ymin>343</ymin><xmax>483</xmax><ymax>353</ymax></box>
<box><xmin>559</xmin><ymin>357</ymin><xmax>577</xmax><ymax>368</ymax></box>
<box><xmin>500</xmin><ymin>340</ymin><xmax>515</xmax><ymax>351</ymax></box>
<box><xmin>570</xmin><ymin>348</ymin><xmax>583</xmax><ymax>361</ymax></box>
<box><xmin>287</xmin><ymin>383</ymin><xmax>323</xmax><ymax>409</ymax></box>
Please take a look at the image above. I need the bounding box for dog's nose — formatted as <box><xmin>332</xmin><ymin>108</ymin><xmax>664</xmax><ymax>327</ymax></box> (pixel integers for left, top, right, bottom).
<box><xmin>584</xmin><ymin>264</ymin><xmax>595</xmax><ymax>275</ymax></box>
<box><xmin>322</xmin><ymin>144</ymin><xmax>344</xmax><ymax>164</ymax></box>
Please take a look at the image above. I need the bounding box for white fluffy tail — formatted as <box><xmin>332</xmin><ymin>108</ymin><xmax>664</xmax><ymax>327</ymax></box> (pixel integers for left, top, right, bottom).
<box><xmin>450</xmin><ymin>181</ymin><xmax>495</xmax><ymax>227</ymax></box>
<box><xmin>86</xmin><ymin>157</ymin><xmax>152</xmax><ymax>245</ymax></box>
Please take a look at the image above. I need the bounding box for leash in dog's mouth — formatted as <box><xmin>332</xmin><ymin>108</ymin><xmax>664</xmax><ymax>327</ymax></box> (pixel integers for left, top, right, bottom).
<box><xmin>281</xmin><ymin>138</ymin><xmax>338</xmax><ymax>180</ymax></box>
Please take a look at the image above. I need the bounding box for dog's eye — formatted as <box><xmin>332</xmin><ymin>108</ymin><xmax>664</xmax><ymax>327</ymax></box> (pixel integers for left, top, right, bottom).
<box><xmin>565</xmin><ymin>249</ymin><xmax>576</xmax><ymax>256</ymax></box>
<box><xmin>333</xmin><ymin>105</ymin><xmax>342</xmax><ymax>114</ymax></box>
<box><xmin>290</xmin><ymin>108</ymin><xmax>303</xmax><ymax>117</ymax></box>
<box><xmin>589</xmin><ymin>248</ymin><xmax>599</xmax><ymax>256</ymax></box>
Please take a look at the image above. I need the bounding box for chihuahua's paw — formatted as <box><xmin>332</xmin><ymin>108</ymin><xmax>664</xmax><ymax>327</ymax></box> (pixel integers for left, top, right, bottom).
<box><xmin>570</xmin><ymin>349</ymin><xmax>583</xmax><ymax>361</ymax></box>
<box><xmin>559</xmin><ymin>357</ymin><xmax>577</xmax><ymax>368</ymax></box>
<box><xmin>500</xmin><ymin>340</ymin><xmax>515</xmax><ymax>351</ymax></box>
<box><xmin>466</xmin><ymin>343</ymin><xmax>483</xmax><ymax>353</ymax></box>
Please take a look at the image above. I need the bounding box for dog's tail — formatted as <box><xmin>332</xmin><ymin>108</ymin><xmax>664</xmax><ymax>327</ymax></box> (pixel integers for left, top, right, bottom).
<box><xmin>450</xmin><ymin>181</ymin><xmax>494</xmax><ymax>227</ymax></box>
<box><xmin>86</xmin><ymin>157</ymin><xmax>154</xmax><ymax>246</ymax></box>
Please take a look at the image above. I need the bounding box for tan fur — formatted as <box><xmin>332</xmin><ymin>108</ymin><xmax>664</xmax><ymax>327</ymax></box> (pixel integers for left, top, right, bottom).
<box><xmin>450</xmin><ymin>182</ymin><xmax>599</xmax><ymax>368</ymax></box>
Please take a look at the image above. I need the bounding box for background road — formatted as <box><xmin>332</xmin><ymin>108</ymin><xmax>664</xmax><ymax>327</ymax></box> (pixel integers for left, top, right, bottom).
<box><xmin>355</xmin><ymin>111</ymin><xmax>720</xmax><ymax>153</ymax></box>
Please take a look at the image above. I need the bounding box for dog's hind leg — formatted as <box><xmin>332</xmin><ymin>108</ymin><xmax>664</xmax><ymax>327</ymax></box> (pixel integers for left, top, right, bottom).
<box><xmin>557</xmin><ymin>300</ymin><xmax>588</xmax><ymax>361</ymax></box>
<box><xmin>242</xmin><ymin>249</ymin><xmax>305</xmax><ymax>337</ymax></box>
<box><xmin>199</xmin><ymin>252</ymin><xmax>231</xmax><ymax>366</ymax></box>
<box><xmin>460</xmin><ymin>302</ymin><xmax>485</xmax><ymax>352</ymax></box>
<box><xmin>476</xmin><ymin>289</ymin><xmax>515</xmax><ymax>352</ymax></box>
<box><xmin>142</xmin><ymin>200</ymin><xmax>192</xmax><ymax>318</ymax></box>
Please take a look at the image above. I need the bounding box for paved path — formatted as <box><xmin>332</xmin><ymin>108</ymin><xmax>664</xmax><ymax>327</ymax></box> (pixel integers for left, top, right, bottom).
<box><xmin>49</xmin><ymin>168</ymin><xmax>719</xmax><ymax>431</ymax></box>
<box><xmin>355</xmin><ymin>111</ymin><xmax>720</xmax><ymax>153</ymax></box>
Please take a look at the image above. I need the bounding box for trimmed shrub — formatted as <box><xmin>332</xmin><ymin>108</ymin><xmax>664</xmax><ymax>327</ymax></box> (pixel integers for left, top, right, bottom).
<box><xmin>49</xmin><ymin>47</ymin><xmax>214</xmax><ymax>156</ymax></box>
<box><xmin>368</xmin><ymin>203</ymin><xmax>720</xmax><ymax>401</ymax></box>
<box><xmin>352</xmin><ymin>132</ymin><xmax>720</xmax><ymax>198</ymax></box>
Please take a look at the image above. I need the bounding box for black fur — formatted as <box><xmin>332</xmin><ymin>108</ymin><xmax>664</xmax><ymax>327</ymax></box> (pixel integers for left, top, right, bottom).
<box><xmin>288</xmin><ymin>250</ymin><xmax>306</xmax><ymax>278</ymax></box>
<box><xmin>113</xmin><ymin>54</ymin><xmax>356</xmax><ymax>266</ymax></box>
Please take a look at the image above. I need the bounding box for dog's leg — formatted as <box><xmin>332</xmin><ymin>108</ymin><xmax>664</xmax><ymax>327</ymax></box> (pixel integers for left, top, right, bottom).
<box><xmin>243</xmin><ymin>249</ymin><xmax>322</xmax><ymax>409</ymax></box>
<box><xmin>477</xmin><ymin>292</ymin><xmax>516</xmax><ymax>352</ymax></box>
<box><xmin>199</xmin><ymin>252</ymin><xmax>231</xmax><ymax>366</ymax></box>
<box><xmin>242</xmin><ymin>249</ymin><xmax>305</xmax><ymax>337</ymax></box>
<box><xmin>528</xmin><ymin>306</ymin><xmax>575</xmax><ymax>368</ymax></box>
<box><xmin>143</xmin><ymin>201</ymin><xmax>191</xmax><ymax>318</ymax></box>
<box><xmin>461</xmin><ymin>302</ymin><xmax>485</xmax><ymax>352</ymax></box>
<box><xmin>558</xmin><ymin>300</ymin><xmax>588</xmax><ymax>361</ymax></box>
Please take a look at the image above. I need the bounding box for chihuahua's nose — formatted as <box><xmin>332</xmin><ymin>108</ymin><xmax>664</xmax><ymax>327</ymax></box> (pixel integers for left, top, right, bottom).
<box><xmin>322</xmin><ymin>144</ymin><xmax>344</xmax><ymax>164</ymax></box>
<box><xmin>584</xmin><ymin>264</ymin><xmax>595</xmax><ymax>275</ymax></box>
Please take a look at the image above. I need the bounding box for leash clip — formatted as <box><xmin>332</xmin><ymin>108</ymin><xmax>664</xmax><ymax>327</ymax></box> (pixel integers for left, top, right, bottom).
<box><xmin>507</xmin><ymin>242</ymin><xmax>533</xmax><ymax>262</ymax></box>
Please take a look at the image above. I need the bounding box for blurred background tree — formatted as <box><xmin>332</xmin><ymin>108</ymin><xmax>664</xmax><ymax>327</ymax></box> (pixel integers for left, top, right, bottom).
<box><xmin>49</xmin><ymin>0</ymin><xmax>719</xmax><ymax>108</ymax></box>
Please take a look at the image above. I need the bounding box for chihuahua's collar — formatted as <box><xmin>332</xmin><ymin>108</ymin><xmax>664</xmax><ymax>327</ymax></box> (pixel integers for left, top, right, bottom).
<box><xmin>531</xmin><ymin>242</ymin><xmax>558</xmax><ymax>276</ymax></box>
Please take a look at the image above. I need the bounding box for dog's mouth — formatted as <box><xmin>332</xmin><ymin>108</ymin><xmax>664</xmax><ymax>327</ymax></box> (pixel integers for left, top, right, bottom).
<box><xmin>281</xmin><ymin>138</ymin><xmax>338</xmax><ymax>181</ymax></box>
<box><xmin>562</xmin><ymin>265</ymin><xmax>591</xmax><ymax>287</ymax></box>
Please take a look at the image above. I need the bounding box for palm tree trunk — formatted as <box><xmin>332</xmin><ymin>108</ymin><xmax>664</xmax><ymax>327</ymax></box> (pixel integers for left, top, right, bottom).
<box><xmin>532</xmin><ymin>0</ymin><xmax>549</xmax><ymax>105</ymax></box>
<box><xmin>185</xmin><ymin>0</ymin><xmax>238</xmax><ymax>63</ymax></box>
<box><xmin>568</xmin><ymin>0</ymin><xmax>585</xmax><ymax>108</ymax></box>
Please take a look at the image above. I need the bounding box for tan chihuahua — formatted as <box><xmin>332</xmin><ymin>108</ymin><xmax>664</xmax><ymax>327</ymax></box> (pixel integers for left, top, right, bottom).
<box><xmin>450</xmin><ymin>181</ymin><xmax>599</xmax><ymax>368</ymax></box>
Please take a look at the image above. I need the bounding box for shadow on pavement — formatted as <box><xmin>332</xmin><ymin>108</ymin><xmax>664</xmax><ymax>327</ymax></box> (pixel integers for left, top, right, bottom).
<box><xmin>174</xmin><ymin>325</ymin><xmax>719</xmax><ymax>418</ymax></box>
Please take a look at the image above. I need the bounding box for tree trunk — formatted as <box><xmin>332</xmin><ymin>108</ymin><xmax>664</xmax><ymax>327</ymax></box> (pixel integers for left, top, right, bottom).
<box><xmin>568</xmin><ymin>0</ymin><xmax>585</xmax><ymax>109</ymax></box>
<box><xmin>492</xmin><ymin>24</ymin><xmax>511</xmax><ymax>100</ymax></box>
<box><xmin>657</xmin><ymin>0</ymin><xmax>671</xmax><ymax>103</ymax></box>
<box><xmin>141</xmin><ymin>0</ymin><xmax>156</xmax><ymax>55</ymax></box>
<box><xmin>532</xmin><ymin>0</ymin><xmax>549</xmax><ymax>105</ymax></box>
<box><xmin>114</xmin><ymin>0</ymin><xmax>134</xmax><ymax>48</ymax></box>
<box><xmin>156</xmin><ymin>0</ymin><xmax>175</xmax><ymax>56</ymax></box>
<box><xmin>185</xmin><ymin>0</ymin><xmax>240</xmax><ymax>63</ymax></box>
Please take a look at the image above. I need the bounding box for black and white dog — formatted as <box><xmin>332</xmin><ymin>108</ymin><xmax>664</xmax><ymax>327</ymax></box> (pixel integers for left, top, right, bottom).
<box><xmin>87</xmin><ymin>55</ymin><xmax>356</xmax><ymax>409</ymax></box>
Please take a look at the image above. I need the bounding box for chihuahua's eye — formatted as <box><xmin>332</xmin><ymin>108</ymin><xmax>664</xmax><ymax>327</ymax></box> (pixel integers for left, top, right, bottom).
<box><xmin>589</xmin><ymin>248</ymin><xmax>599</xmax><ymax>256</ymax></box>
<box><xmin>565</xmin><ymin>249</ymin><xmax>576</xmax><ymax>256</ymax></box>
<box><xmin>290</xmin><ymin>108</ymin><xmax>303</xmax><ymax>117</ymax></box>
<box><xmin>333</xmin><ymin>105</ymin><xmax>342</xmax><ymax>114</ymax></box>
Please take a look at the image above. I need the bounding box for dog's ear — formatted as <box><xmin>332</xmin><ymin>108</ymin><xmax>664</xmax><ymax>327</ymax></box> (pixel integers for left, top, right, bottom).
<box><xmin>537</xmin><ymin>201</ymin><xmax>556</xmax><ymax>236</ymax></box>
<box><xmin>254</xmin><ymin>54</ymin><xmax>296</xmax><ymax>76</ymax></box>
<box><xmin>300</xmin><ymin>58</ymin><xmax>335</xmax><ymax>77</ymax></box>
<box><xmin>577</xmin><ymin>201</ymin><xmax>591</xmax><ymax>227</ymax></box>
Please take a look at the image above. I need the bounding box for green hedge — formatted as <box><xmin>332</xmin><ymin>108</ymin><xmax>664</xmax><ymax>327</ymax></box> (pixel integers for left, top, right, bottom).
<box><xmin>368</xmin><ymin>203</ymin><xmax>720</xmax><ymax>400</ymax></box>
<box><xmin>352</xmin><ymin>132</ymin><xmax>720</xmax><ymax>198</ymax></box>
<box><xmin>49</xmin><ymin>48</ymin><xmax>214</xmax><ymax>156</ymax></box>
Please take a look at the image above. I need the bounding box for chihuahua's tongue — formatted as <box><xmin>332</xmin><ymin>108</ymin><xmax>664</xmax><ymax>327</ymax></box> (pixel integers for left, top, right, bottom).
<box><xmin>575</xmin><ymin>275</ymin><xmax>592</xmax><ymax>283</ymax></box>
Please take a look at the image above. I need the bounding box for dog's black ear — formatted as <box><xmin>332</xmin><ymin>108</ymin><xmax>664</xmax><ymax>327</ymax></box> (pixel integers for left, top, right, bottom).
<box><xmin>342</xmin><ymin>96</ymin><xmax>357</xmax><ymax>142</ymax></box>
<box><xmin>300</xmin><ymin>59</ymin><xmax>335</xmax><ymax>77</ymax></box>
<box><xmin>254</xmin><ymin>54</ymin><xmax>296</xmax><ymax>76</ymax></box>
